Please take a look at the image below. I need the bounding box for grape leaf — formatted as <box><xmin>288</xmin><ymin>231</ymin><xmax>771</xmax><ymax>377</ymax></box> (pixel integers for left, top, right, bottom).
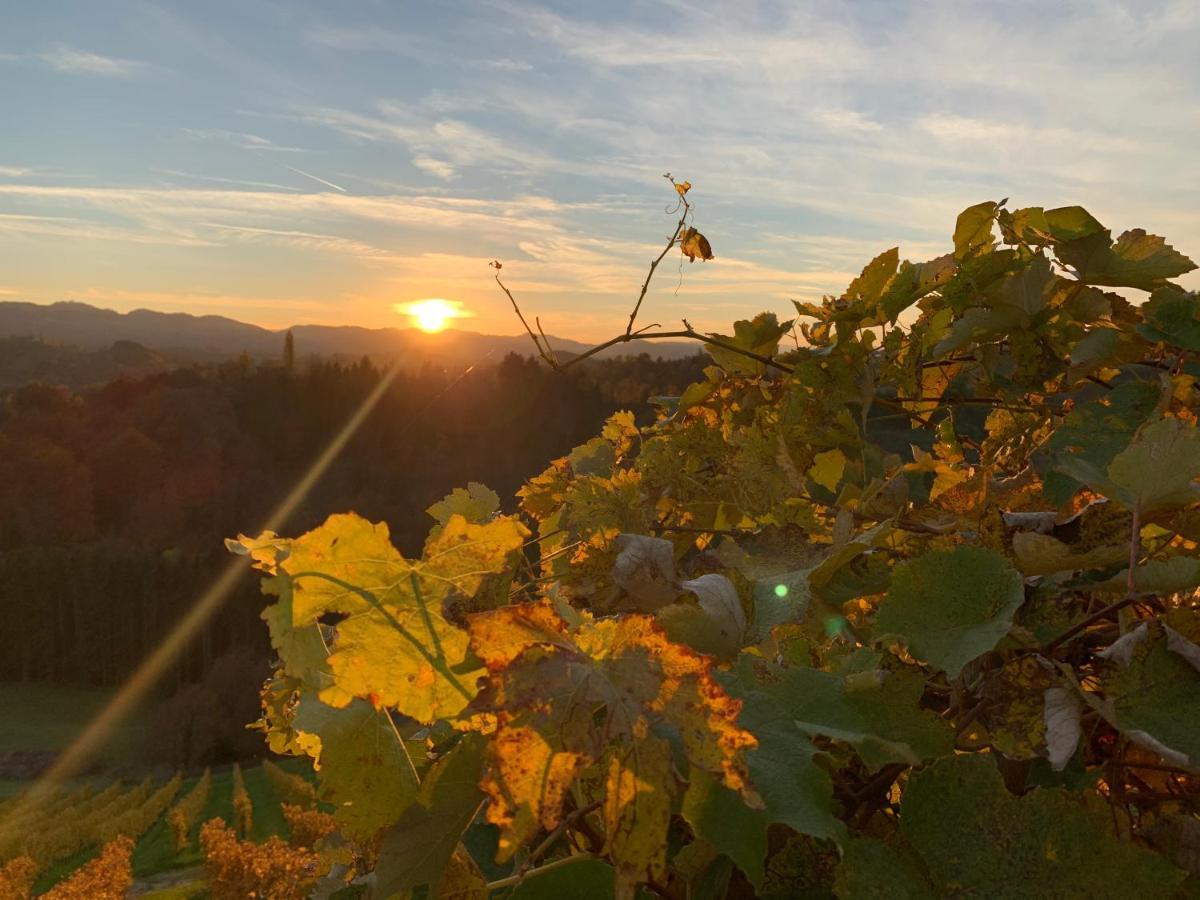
<box><xmin>1036</xmin><ymin>380</ymin><xmax>1162</xmax><ymax>506</ymax></box>
<box><xmin>1044</xmin><ymin>205</ymin><xmax>1106</xmax><ymax>241</ymax></box>
<box><xmin>808</xmin><ymin>449</ymin><xmax>847</xmax><ymax>493</ymax></box>
<box><xmin>509</xmin><ymin>857</ymin><xmax>616</xmax><ymax>899</ymax></box>
<box><xmin>233</xmin><ymin>512</ymin><xmax>526</xmax><ymax>724</ymax></box>
<box><xmin>703</xmin><ymin>312</ymin><xmax>792</xmax><ymax>375</ymax></box>
<box><xmin>427</xmin><ymin>482</ymin><xmax>501</xmax><ymax>527</ymax></box>
<box><xmin>1102</xmin><ymin>622</ymin><xmax>1200</xmax><ymax>766</ymax></box>
<box><xmin>1057</xmin><ymin>417</ymin><xmax>1200</xmax><ymax>514</ymax></box>
<box><xmin>375</xmin><ymin>735</ymin><xmax>486</xmax><ymax>899</ymax></box>
<box><xmin>1057</xmin><ymin>228</ymin><xmax>1196</xmax><ymax>291</ymax></box>
<box><xmin>953</xmin><ymin>201</ymin><xmax>998</xmax><ymax>261</ymax></box>
<box><xmin>899</xmin><ymin>755</ymin><xmax>1185</xmax><ymax>897</ymax></box>
<box><xmin>292</xmin><ymin>697</ymin><xmax>420</xmax><ymax>839</ymax></box>
<box><xmin>683</xmin><ymin>689</ymin><xmax>844</xmax><ymax>887</ymax></box>
<box><xmin>1138</xmin><ymin>286</ymin><xmax>1200</xmax><ymax>351</ymax></box>
<box><xmin>727</xmin><ymin>655</ymin><xmax>953</xmax><ymax>770</ymax></box>
<box><xmin>466</xmin><ymin>604</ymin><xmax>758</xmax><ymax>864</ymax></box>
<box><xmin>834</xmin><ymin>838</ymin><xmax>936</xmax><ymax>899</ymax></box>
<box><xmin>603</xmin><ymin>738</ymin><xmax>673</xmax><ymax>896</ymax></box>
<box><xmin>845</xmin><ymin>248</ymin><xmax>900</xmax><ymax>307</ymax></box>
<box><xmin>874</xmin><ymin>546</ymin><xmax>1025</xmax><ymax>678</ymax></box>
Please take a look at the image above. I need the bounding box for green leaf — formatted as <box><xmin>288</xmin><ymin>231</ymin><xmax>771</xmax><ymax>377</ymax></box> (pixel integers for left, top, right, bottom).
<box><xmin>1010</xmin><ymin>532</ymin><xmax>1126</xmax><ymax>577</ymax></box>
<box><xmin>879</xmin><ymin>254</ymin><xmax>955</xmax><ymax>322</ymax></box>
<box><xmin>844</xmin><ymin>247</ymin><xmax>900</xmax><ymax>307</ymax></box>
<box><xmin>292</xmin><ymin>697</ymin><xmax>420</xmax><ymax>840</ymax></box>
<box><xmin>728</xmin><ymin>656</ymin><xmax>953</xmax><ymax>770</ymax></box>
<box><xmin>747</xmin><ymin>571</ymin><xmax>812</xmax><ymax>643</ymax></box>
<box><xmin>683</xmin><ymin>689</ymin><xmax>844</xmax><ymax>887</ymax></box>
<box><xmin>1057</xmin><ymin>228</ymin><xmax>1196</xmax><ymax>291</ymax></box>
<box><xmin>509</xmin><ymin>858</ymin><xmax>617</xmax><ymax>899</ymax></box>
<box><xmin>834</xmin><ymin>839</ymin><xmax>935</xmax><ymax>899</ymax></box>
<box><xmin>1103</xmin><ymin>623</ymin><xmax>1200</xmax><ymax>765</ymax></box>
<box><xmin>374</xmin><ymin>735</ymin><xmax>486</xmax><ymax>899</ymax></box>
<box><xmin>1044</xmin><ymin>206</ymin><xmax>1106</xmax><ymax>241</ymax></box>
<box><xmin>1138</xmin><ymin>286</ymin><xmax>1200</xmax><ymax>351</ymax></box>
<box><xmin>1036</xmin><ymin>380</ymin><xmax>1162</xmax><ymax>506</ymax></box>
<box><xmin>874</xmin><ymin>546</ymin><xmax>1025</xmax><ymax>677</ymax></box>
<box><xmin>900</xmin><ymin>755</ymin><xmax>1185</xmax><ymax>898</ymax></box>
<box><xmin>1059</xmin><ymin>417</ymin><xmax>1200</xmax><ymax>514</ymax></box>
<box><xmin>658</xmin><ymin>574</ymin><xmax>745</xmax><ymax>658</ymax></box>
<box><xmin>704</xmin><ymin>312</ymin><xmax>793</xmax><ymax>375</ymax></box>
<box><xmin>998</xmin><ymin>206</ymin><xmax>1050</xmax><ymax>245</ymax></box>
<box><xmin>953</xmin><ymin>201</ymin><xmax>998</xmax><ymax>261</ymax></box>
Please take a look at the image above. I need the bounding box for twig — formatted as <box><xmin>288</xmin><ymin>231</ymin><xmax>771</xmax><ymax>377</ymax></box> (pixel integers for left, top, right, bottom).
<box><xmin>626</xmin><ymin>174</ymin><xmax>692</xmax><ymax>336</ymax></box>
<box><xmin>536</xmin><ymin>316</ymin><xmax>560</xmax><ymax>368</ymax></box>
<box><xmin>528</xmin><ymin>801</ymin><xmax>602</xmax><ymax>863</ymax></box>
<box><xmin>1042</xmin><ymin>594</ymin><xmax>1142</xmax><ymax>655</ymax></box>
<box><xmin>486</xmin><ymin>852</ymin><xmax>596</xmax><ymax>891</ymax></box>
<box><xmin>493</xmin><ymin>263</ymin><xmax>555</xmax><ymax>367</ymax></box>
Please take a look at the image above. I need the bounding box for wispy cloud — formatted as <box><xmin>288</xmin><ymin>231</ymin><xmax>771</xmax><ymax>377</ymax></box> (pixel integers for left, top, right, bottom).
<box><xmin>178</xmin><ymin>128</ymin><xmax>311</xmax><ymax>153</ymax></box>
<box><xmin>38</xmin><ymin>43</ymin><xmax>147</xmax><ymax>76</ymax></box>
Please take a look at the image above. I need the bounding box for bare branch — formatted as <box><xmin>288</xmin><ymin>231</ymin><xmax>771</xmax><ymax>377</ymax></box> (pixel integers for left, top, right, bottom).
<box><xmin>492</xmin><ymin>261</ymin><xmax>556</xmax><ymax>368</ymax></box>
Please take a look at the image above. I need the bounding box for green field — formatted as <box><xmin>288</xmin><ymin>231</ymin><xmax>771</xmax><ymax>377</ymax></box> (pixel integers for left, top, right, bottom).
<box><xmin>0</xmin><ymin>682</ymin><xmax>149</xmax><ymax>764</ymax></box>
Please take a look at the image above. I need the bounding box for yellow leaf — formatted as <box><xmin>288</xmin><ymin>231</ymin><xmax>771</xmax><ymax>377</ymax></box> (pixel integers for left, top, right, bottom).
<box><xmin>808</xmin><ymin>449</ymin><xmax>847</xmax><ymax>493</ymax></box>
<box><xmin>675</xmin><ymin>180</ymin><xmax>691</xmax><ymax>197</ymax></box>
<box><xmin>604</xmin><ymin>738</ymin><xmax>672</xmax><ymax>899</ymax></box>
<box><xmin>482</xmin><ymin>725</ymin><xmax>587</xmax><ymax>860</ymax></box>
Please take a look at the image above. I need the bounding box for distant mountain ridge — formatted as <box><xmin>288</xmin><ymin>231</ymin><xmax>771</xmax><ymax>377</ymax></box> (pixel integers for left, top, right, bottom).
<box><xmin>0</xmin><ymin>300</ymin><xmax>701</xmax><ymax>366</ymax></box>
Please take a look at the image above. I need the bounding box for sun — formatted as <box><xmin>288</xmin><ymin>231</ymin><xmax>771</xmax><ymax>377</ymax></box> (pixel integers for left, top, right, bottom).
<box><xmin>394</xmin><ymin>299</ymin><xmax>469</xmax><ymax>333</ymax></box>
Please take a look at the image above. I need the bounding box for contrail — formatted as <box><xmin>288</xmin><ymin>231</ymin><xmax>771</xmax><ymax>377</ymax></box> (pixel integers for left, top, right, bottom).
<box><xmin>285</xmin><ymin>164</ymin><xmax>347</xmax><ymax>193</ymax></box>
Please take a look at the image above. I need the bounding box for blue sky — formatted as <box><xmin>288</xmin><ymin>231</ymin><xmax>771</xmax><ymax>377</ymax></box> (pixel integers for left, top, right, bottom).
<box><xmin>1</xmin><ymin>0</ymin><xmax>1197</xmax><ymax>339</ymax></box>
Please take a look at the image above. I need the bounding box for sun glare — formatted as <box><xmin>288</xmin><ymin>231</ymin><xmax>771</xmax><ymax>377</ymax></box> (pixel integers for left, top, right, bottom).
<box><xmin>395</xmin><ymin>298</ymin><xmax>469</xmax><ymax>333</ymax></box>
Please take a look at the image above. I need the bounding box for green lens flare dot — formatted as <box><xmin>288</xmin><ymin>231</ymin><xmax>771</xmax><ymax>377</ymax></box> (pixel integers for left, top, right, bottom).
<box><xmin>824</xmin><ymin>616</ymin><xmax>847</xmax><ymax>637</ymax></box>
<box><xmin>774</xmin><ymin>584</ymin><xmax>789</xmax><ymax>598</ymax></box>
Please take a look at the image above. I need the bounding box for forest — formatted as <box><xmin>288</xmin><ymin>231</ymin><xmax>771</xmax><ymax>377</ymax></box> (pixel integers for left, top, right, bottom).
<box><xmin>0</xmin><ymin>350</ymin><xmax>705</xmax><ymax>761</ymax></box>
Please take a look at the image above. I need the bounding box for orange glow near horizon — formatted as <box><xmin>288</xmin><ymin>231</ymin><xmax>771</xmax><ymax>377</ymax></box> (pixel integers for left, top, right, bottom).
<box><xmin>394</xmin><ymin>298</ymin><xmax>470</xmax><ymax>333</ymax></box>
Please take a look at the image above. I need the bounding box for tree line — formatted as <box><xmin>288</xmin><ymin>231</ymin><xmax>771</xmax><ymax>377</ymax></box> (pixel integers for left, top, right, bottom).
<box><xmin>0</xmin><ymin>349</ymin><xmax>706</xmax><ymax>689</ymax></box>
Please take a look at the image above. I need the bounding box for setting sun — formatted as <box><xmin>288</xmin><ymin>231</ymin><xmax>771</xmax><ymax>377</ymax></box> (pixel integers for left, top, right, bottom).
<box><xmin>394</xmin><ymin>298</ymin><xmax>470</xmax><ymax>333</ymax></box>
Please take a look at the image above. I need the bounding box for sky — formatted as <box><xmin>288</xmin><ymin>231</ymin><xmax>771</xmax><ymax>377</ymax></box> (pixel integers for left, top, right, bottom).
<box><xmin>1</xmin><ymin>0</ymin><xmax>1198</xmax><ymax>342</ymax></box>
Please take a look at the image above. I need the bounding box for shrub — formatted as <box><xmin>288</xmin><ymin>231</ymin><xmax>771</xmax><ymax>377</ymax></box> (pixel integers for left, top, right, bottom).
<box><xmin>41</xmin><ymin>835</ymin><xmax>133</xmax><ymax>900</ymax></box>
<box><xmin>0</xmin><ymin>855</ymin><xmax>38</xmax><ymax>900</ymax></box>
<box><xmin>280</xmin><ymin>803</ymin><xmax>335</xmax><ymax>849</ymax></box>
<box><xmin>199</xmin><ymin>818</ymin><xmax>320</xmax><ymax>900</ymax></box>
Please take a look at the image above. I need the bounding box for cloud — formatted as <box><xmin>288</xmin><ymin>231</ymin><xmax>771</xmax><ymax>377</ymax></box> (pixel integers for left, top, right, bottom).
<box><xmin>177</xmin><ymin>128</ymin><xmax>311</xmax><ymax>153</ymax></box>
<box><xmin>412</xmin><ymin>157</ymin><xmax>457</xmax><ymax>181</ymax></box>
<box><xmin>810</xmin><ymin>107</ymin><xmax>884</xmax><ymax>136</ymax></box>
<box><xmin>37</xmin><ymin>43</ymin><xmax>147</xmax><ymax>76</ymax></box>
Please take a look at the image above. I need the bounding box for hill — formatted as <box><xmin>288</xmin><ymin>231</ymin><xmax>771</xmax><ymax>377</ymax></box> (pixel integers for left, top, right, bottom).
<box><xmin>0</xmin><ymin>300</ymin><xmax>701</xmax><ymax>367</ymax></box>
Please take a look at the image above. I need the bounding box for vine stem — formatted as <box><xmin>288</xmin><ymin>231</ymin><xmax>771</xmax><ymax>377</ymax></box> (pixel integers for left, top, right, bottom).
<box><xmin>486</xmin><ymin>852</ymin><xmax>596</xmax><ymax>891</ymax></box>
<box><xmin>626</xmin><ymin>176</ymin><xmax>692</xmax><ymax>336</ymax></box>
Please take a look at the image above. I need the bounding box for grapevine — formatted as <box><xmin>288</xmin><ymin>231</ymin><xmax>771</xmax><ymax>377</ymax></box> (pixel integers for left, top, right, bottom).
<box><xmin>231</xmin><ymin>762</ymin><xmax>253</xmax><ymax>837</ymax></box>
<box><xmin>232</xmin><ymin>185</ymin><xmax>1200</xmax><ymax>898</ymax></box>
<box><xmin>168</xmin><ymin>767</ymin><xmax>211</xmax><ymax>852</ymax></box>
